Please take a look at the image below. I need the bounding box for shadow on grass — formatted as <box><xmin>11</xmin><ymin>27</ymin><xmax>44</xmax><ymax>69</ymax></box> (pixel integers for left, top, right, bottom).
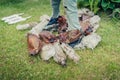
<box><xmin>0</xmin><ymin>0</ymin><xmax>25</xmax><ymax>5</ymax></box>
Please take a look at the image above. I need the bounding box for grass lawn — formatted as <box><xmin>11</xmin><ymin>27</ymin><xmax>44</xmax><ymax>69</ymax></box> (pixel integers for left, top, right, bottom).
<box><xmin>0</xmin><ymin>0</ymin><xmax>120</xmax><ymax>80</ymax></box>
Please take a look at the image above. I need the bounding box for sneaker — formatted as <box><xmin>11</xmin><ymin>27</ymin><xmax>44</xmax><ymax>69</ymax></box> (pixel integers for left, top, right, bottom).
<box><xmin>44</xmin><ymin>24</ymin><xmax>59</xmax><ymax>32</ymax></box>
<box><xmin>47</xmin><ymin>17</ymin><xmax>58</xmax><ymax>26</ymax></box>
<box><xmin>68</xmin><ymin>34</ymin><xmax>84</xmax><ymax>48</ymax></box>
<box><xmin>69</xmin><ymin>26</ymin><xmax>93</xmax><ymax>48</ymax></box>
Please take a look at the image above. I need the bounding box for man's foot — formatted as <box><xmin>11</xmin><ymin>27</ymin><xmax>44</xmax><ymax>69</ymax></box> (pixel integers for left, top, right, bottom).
<box><xmin>45</xmin><ymin>17</ymin><xmax>60</xmax><ymax>32</ymax></box>
<box><xmin>68</xmin><ymin>34</ymin><xmax>84</xmax><ymax>48</ymax></box>
<box><xmin>68</xmin><ymin>26</ymin><xmax>93</xmax><ymax>48</ymax></box>
<box><xmin>47</xmin><ymin>17</ymin><xmax>58</xmax><ymax>26</ymax></box>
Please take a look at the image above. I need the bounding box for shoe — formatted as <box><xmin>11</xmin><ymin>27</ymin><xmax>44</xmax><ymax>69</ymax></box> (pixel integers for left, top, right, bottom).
<box><xmin>69</xmin><ymin>26</ymin><xmax>93</xmax><ymax>48</ymax></box>
<box><xmin>44</xmin><ymin>24</ymin><xmax>59</xmax><ymax>32</ymax></box>
<box><xmin>45</xmin><ymin>16</ymin><xmax>60</xmax><ymax>31</ymax></box>
<box><xmin>47</xmin><ymin>17</ymin><xmax>58</xmax><ymax>26</ymax></box>
<box><xmin>68</xmin><ymin>34</ymin><xmax>84</xmax><ymax>48</ymax></box>
<box><xmin>68</xmin><ymin>37</ymin><xmax>83</xmax><ymax>48</ymax></box>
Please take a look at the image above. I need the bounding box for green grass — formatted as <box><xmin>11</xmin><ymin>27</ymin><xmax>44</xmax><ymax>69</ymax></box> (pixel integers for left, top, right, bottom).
<box><xmin>0</xmin><ymin>0</ymin><xmax>120</xmax><ymax>80</ymax></box>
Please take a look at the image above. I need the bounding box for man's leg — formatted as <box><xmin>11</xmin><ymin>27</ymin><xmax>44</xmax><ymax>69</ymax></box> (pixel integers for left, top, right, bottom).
<box><xmin>63</xmin><ymin>0</ymin><xmax>82</xmax><ymax>31</ymax></box>
<box><xmin>63</xmin><ymin>0</ymin><xmax>83</xmax><ymax>47</ymax></box>
<box><xmin>51</xmin><ymin>0</ymin><xmax>61</xmax><ymax>18</ymax></box>
<box><xmin>47</xmin><ymin>0</ymin><xmax>61</xmax><ymax>25</ymax></box>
